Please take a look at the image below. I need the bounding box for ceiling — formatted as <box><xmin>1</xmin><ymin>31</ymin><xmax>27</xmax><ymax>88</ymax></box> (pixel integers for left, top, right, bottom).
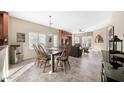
<box><xmin>9</xmin><ymin>11</ymin><xmax>113</xmax><ymax>33</ymax></box>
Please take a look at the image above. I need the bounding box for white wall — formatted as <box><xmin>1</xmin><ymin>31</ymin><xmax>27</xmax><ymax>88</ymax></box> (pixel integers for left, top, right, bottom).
<box><xmin>92</xmin><ymin>12</ymin><xmax>124</xmax><ymax>51</ymax></box>
<box><xmin>72</xmin><ymin>12</ymin><xmax>124</xmax><ymax>52</ymax></box>
<box><xmin>8</xmin><ymin>17</ymin><xmax>59</xmax><ymax>60</ymax></box>
<box><xmin>92</xmin><ymin>27</ymin><xmax>107</xmax><ymax>50</ymax></box>
<box><xmin>111</xmin><ymin>11</ymin><xmax>124</xmax><ymax>52</ymax></box>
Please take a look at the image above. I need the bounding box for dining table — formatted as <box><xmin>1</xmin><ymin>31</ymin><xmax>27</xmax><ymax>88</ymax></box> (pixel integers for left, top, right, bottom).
<box><xmin>46</xmin><ymin>48</ymin><xmax>62</xmax><ymax>73</ymax></box>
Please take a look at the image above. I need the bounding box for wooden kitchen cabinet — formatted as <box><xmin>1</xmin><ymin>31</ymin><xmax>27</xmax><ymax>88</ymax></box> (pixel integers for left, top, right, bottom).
<box><xmin>59</xmin><ymin>30</ymin><xmax>72</xmax><ymax>47</ymax></box>
<box><xmin>0</xmin><ymin>12</ymin><xmax>9</xmax><ymax>46</ymax></box>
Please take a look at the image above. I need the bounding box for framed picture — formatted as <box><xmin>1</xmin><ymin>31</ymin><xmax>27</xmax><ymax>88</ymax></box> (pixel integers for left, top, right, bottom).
<box><xmin>17</xmin><ymin>33</ymin><xmax>25</xmax><ymax>42</ymax></box>
<box><xmin>107</xmin><ymin>25</ymin><xmax>114</xmax><ymax>40</ymax></box>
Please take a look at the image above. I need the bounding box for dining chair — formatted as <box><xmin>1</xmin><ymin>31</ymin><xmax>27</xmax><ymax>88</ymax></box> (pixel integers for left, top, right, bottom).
<box><xmin>56</xmin><ymin>48</ymin><xmax>71</xmax><ymax>73</ymax></box>
<box><xmin>38</xmin><ymin>44</ymin><xmax>51</xmax><ymax>61</ymax></box>
<box><xmin>33</xmin><ymin>44</ymin><xmax>42</xmax><ymax>66</ymax></box>
<box><xmin>33</xmin><ymin>44</ymin><xmax>50</xmax><ymax>72</ymax></box>
<box><xmin>39</xmin><ymin>43</ymin><xmax>48</xmax><ymax>55</ymax></box>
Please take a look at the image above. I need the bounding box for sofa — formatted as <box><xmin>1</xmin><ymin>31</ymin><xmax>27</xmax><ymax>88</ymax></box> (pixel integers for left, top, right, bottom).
<box><xmin>69</xmin><ymin>44</ymin><xmax>83</xmax><ymax>57</ymax></box>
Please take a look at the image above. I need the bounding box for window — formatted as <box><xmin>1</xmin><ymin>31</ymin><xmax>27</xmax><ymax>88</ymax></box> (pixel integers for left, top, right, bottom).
<box><xmin>72</xmin><ymin>35</ymin><xmax>80</xmax><ymax>45</ymax></box>
<box><xmin>82</xmin><ymin>36</ymin><xmax>92</xmax><ymax>48</ymax></box>
<box><xmin>29</xmin><ymin>32</ymin><xmax>38</xmax><ymax>49</ymax></box>
<box><xmin>29</xmin><ymin>32</ymin><xmax>46</xmax><ymax>49</ymax></box>
<box><xmin>39</xmin><ymin>33</ymin><xmax>46</xmax><ymax>45</ymax></box>
<box><xmin>75</xmin><ymin>36</ymin><xmax>80</xmax><ymax>43</ymax></box>
<box><xmin>53</xmin><ymin>34</ymin><xmax>58</xmax><ymax>47</ymax></box>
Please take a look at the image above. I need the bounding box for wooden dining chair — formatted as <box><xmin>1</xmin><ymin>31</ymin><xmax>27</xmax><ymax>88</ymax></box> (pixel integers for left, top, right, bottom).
<box><xmin>33</xmin><ymin>44</ymin><xmax>50</xmax><ymax>72</ymax></box>
<box><xmin>56</xmin><ymin>48</ymin><xmax>71</xmax><ymax>73</ymax></box>
<box><xmin>33</xmin><ymin>44</ymin><xmax>42</xmax><ymax>66</ymax></box>
<box><xmin>38</xmin><ymin>44</ymin><xmax>51</xmax><ymax>61</ymax></box>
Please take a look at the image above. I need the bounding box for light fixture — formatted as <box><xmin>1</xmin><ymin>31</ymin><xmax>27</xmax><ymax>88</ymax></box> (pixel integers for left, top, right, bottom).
<box><xmin>48</xmin><ymin>15</ymin><xmax>53</xmax><ymax>36</ymax></box>
<box><xmin>79</xmin><ymin>29</ymin><xmax>85</xmax><ymax>33</ymax></box>
<box><xmin>79</xmin><ymin>29</ymin><xmax>82</xmax><ymax>32</ymax></box>
<box><xmin>47</xmin><ymin>15</ymin><xmax>53</xmax><ymax>48</ymax></box>
<box><xmin>49</xmin><ymin>15</ymin><xmax>52</xmax><ymax>28</ymax></box>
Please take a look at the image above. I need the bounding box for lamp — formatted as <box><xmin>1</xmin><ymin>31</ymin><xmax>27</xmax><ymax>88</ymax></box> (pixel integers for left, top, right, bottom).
<box><xmin>47</xmin><ymin>15</ymin><xmax>53</xmax><ymax>48</ymax></box>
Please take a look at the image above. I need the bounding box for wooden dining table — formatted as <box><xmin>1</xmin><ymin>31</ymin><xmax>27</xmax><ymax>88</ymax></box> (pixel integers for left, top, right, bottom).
<box><xmin>46</xmin><ymin>48</ymin><xmax>62</xmax><ymax>73</ymax></box>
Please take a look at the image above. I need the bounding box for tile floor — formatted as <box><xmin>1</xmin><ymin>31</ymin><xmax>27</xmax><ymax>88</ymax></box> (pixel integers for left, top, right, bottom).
<box><xmin>12</xmin><ymin>50</ymin><xmax>102</xmax><ymax>82</ymax></box>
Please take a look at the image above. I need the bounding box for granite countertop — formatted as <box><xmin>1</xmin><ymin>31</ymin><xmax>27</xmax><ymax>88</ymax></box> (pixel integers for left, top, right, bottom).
<box><xmin>104</xmin><ymin>62</ymin><xmax>124</xmax><ymax>82</ymax></box>
<box><xmin>111</xmin><ymin>54</ymin><xmax>124</xmax><ymax>58</ymax></box>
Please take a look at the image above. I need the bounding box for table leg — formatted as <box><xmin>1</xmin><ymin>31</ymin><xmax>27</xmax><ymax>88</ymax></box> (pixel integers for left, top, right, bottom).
<box><xmin>51</xmin><ymin>54</ymin><xmax>55</xmax><ymax>72</ymax></box>
<box><xmin>49</xmin><ymin>54</ymin><xmax>55</xmax><ymax>74</ymax></box>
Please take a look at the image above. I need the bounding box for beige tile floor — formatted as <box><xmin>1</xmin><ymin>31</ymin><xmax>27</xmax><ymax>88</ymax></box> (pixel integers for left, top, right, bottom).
<box><xmin>12</xmin><ymin>50</ymin><xmax>102</xmax><ymax>82</ymax></box>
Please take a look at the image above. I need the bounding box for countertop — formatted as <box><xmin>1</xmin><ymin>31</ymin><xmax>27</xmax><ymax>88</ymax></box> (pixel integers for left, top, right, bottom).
<box><xmin>104</xmin><ymin>62</ymin><xmax>124</xmax><ymax>81</ymax></box>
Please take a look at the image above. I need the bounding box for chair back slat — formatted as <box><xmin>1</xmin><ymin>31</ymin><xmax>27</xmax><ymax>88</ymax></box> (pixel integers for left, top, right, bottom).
<box><xmin>38</xmin><ymin>44</ymin><xmax>48</xmax><ymax>57</ymax></box>
<box><xmin>33</xmin><ymin>44</ymin><xmax>46</xmax><ymax>59</ymax></box>
<box><xmin>33</xmin><ymin>44</ymin><xmax>39</xmax><ymax>55</ymax></box>
<box><xmin>60</xmin><ymin>47</ymin><xmax>69</xmax><ymax>59</ymax></box>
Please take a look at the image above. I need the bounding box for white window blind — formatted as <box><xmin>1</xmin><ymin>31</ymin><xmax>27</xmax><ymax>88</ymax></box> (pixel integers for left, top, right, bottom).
<box><xmin>29</xmin><ymin>32</ymin><xmax>38</xmax><ymax>49</ymax></box>
<box><xmin>29</xmin><ymin>32</ymin><xmax>46</xmax><ymax>49</ymax></box>
<box><xmin>75</xmin><ymin>36</ymin><xmax>80</xmax><ymax>43</ymax></box>
<box><xmin>82</xmin><ymin>36</ymin><xmax>92</xmax><ymax>48</ymax></box>
<box><xmin>39</xmin><ymin>33</ymin><xmax>46</xmax><ymax>45</ymax></box>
